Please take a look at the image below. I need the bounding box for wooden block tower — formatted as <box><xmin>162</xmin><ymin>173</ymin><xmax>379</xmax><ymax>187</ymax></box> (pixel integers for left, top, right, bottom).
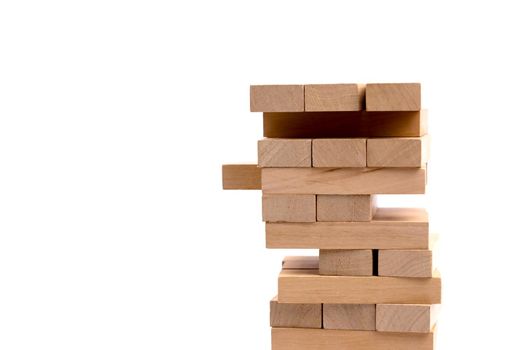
<box><xmin>223</xmin><ymin>83</ymin><xmax>441</xmax><ymax>350</ymax></box>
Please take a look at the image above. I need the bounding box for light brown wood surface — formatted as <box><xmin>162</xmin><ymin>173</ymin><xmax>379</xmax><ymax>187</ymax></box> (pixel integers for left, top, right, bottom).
<box><xmin>270</xmin><ymin>296</ymin><xmax>322</xmax><ymax>328</ymax></box>
<box><xmin>250</xmin><ymin>85</ymin><xmax>304</xmax><ymax>112</ymax></box>
<box><xmin>317</xmin><ymin>195</ymin><xmax>376</xmax><ymax>222</ymax></box>
<box><xmin>266</xmin><ymin>208</ymin><xmax>429</xmax><ymax>249</ymax></box>
<box><xmin>262</xmin><ymin>194</ymin><xmax>316</xmax><ymax>223</ymax></box>
<box><xmin>378</xmin><ymin>249</ymin><xmax>433</xmax><ymax>278</ymax></box>
<box><xmin>222</xmin><ymin>164</ymin><xmax>261</xmax><ymax>190</ymax></box>
<box><xmin>367</xmin><ymin>136</ymin><xmax>429</xmax><ymax>167</ymax></box>
<box><xmin>312</xmin><ymin>139</ymin><xmax>366</xmax><ymax>167</ymax></box>
<box><xmin>323</xmin><ymin>304</ymin><xmax>376</xmax><ymax>330</ymax></box>
<box><xmin>258</xmin><ymin>139</ymin><xmax>312</xmax><ymax>167</ymax></box>
<box><xmin>261</xmin><ymin>167</ymin><xmax>426</xmax><ymax>194</ymax></box>
<box><xmin>376</xmin><ymin>304</ymin><xmax>438</xmax><ymax>333</ymax></box>
<box><xmin>319</xmin><ymin>249</ymin><xmax>373</xmax><ymax>276</ymax></box>
<box><xmin>366</xmin><ymin>83</ymin><xmax>421</xmax><ymax>111</ymax></box>
<box><xmin>304</xmin><ymin>84</ymin><xmax>364</xmax><ymax>111</ymax></box>
<box><xmin>282</xmin><ymin>256</ymin><xmax>319</xmax><ymax>269</ymax></box>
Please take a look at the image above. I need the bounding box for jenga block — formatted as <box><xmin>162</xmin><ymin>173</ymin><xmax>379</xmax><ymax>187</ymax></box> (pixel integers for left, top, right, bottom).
<box><xmin>312</xmin><ymin>139</ymin><xmax>366</xmax><ymax>167</ymax></box>
<box><xmin>282</xmin><ymin>256</ymin><xmax>319</xmax><ymax>270</ymax></box>
<box><xmin>272</xmin><ymin>328</ymin><xmax>434</xmax><ymax>350</ymax></box>
<box><xmin>378</xmin><ymin>250</ymin><xmax>433</xmax><ymax>278</ymax></box>
<box><xmin>263</xmin><ymin>110</ymin><xmax>427</xmax><ymax>138</ymax></box>
<box><xmin>222</xmin><ymin>164</ymin><xmax>261</xmax><ymax>190</ymax></box>
<box><xmin>304</xmin><ymin>84</ymin><xmax>365</xmax><ymax>111</ymax></box>
<box><xmin>267</xmin><ymin>208</ymin><xmax>429</xmax><ymax>249</ymax></box>
<box><xmin>270</xmin><ymin>296</ymin><xmax>322</xmax><ymax>329</ymax></box>
<box><xmin>262</xmin><ymin>194</ymin><xmax>316</xmax><ymax>223</ymax></box>
<box><xmin>319</xmin><ymin>250</ymin><xmax>373</xmax><ymax>276</ymax></box>
<box><xmin>366</xmin><ymin>83</ymin><xmax>421</xmax><ymax>111</ymax></box>
<box><xmin>376</xmin><ymin>304</ymin><xmax>438</xmax><ymax>333</ymax></box>
<box><xmin>258</xmin><ymin>139</ymin><xmax>312</xmax><ymax>167</ymax></box>
<box><xmin>261</xmin><ymin>167</ymin><xmax>426</xmax><ymax>195</ymax></box>
<box><xmin>367</xmin><ymin>136</ymin><xmax>429</xmax><ymax>167</ymax></box>
<box><xmin>250</xmin><ymin>85</ymin><xmax>304</xmax><ymax>112</ymax></box>
<box><xmin>317</xmin><ymin>195</ymin><xmax>376</xmax><ymax>222</ymax></box>
<box><xmin>278</xmin><ymin>269</ymin><xmax>441</xmax><ymax>304</ymax></box>
<box><xmin>323</xmin><ymin>304</ymin><xmax>376</xmax><ymax>330</ymax></box>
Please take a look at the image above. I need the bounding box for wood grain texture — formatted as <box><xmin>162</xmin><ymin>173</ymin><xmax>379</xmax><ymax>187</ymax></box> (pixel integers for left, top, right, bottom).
<box><xmin>282</xmin><ymin>256</ymin><xmax>319</xmax><ymax>270</ymax></box>
<box><xmin>250</xmin><ymin>85</ymin><xmax>304</xmax><ymax>112</ymax></box>
<box><xmin>304</xmin><ymin>84</ymin><xmax>364</xmax><ymax>111</ymax></box>
<box><xmin>378</xmin><ymin>250</ymin><xmax>433</xmax><ymax>278</ymax></box>
<box><xmin>312</xmin><ymin>139</ymin><xmax>366</xmax><ymax>167</ymax></box>
<box><xmin>261</xmin><ymin>167</ymin><xmax>426</xmax><ymax>195</ymax></box>
<box><xmin>323</xmin><ymin>304</ymin><xmax>376</xmax><ymax>330</ymax></box>
<box><xmin>317</xmin><ymin>195</ymin><xmax>376</xmax><ymax>222</ymax></box>
<box><xmin>270</xmin><ymin>296</ymin><xmax>322</xmax><ymax>328</ymax></box>
<box><xmin>366</xmin><ymin>83</ymin><xmax>421</xmax><ymax>111</ymax></box>
<box><xmin>367</xmin><ymin>136</ymin><xmax>429</xmax><ymax>167</ymax></box>
<box><xmin>263</xmin><ymin>110</ymin><xmax>427</xmax><ymax>138</ymax></box>
<box><xmin>376</xmin><ymin>304</ymin><xmax>438</xmax><ymax>333</ymax></box>
<box><xmin>319</xmin><ymin>250</ymin><xmax>373</xmax><ymax>276</ymax></box>
<box><xmin>262</xmin><ymin>194</ymin><xmax>316</xmax><ymax>223</ymax></box>
<box><xmin>258</xmin><ymin>139</ymin><xmax>311</xmax><ymax>167</ymax></box>
<box><xmin>272</xmin><ymin>328</ymin><xmax>434</xmax><ymax>350</ymax></box>
<box><xmin>222</xmin><ymin>164</ymin><xmax>261</xmax><ymax>190</ymax></box>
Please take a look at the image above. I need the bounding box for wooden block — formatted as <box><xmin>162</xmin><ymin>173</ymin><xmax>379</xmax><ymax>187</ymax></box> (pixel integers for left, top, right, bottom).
<box><xmin>317</xmin><ymin>195</ymin><xmax>376</xmax><ymax>222</ymax></box>
<box><xmin>270</xmin><ymin>296</ymin><xmax>322</xmax><ymax>328</ymax></box>
<box><xmin>263</xmin><ymin>194</ymin><xmax>316</xmax><ymax>223</ymax></box>
<box><xmin>367</xmin><ymin>136</ymin><xmax>429</xmax><ymax>167</ymax></box>
<box><xmin>258</xmin><ymin>139</ymin><xmax>312</xmax><ymax>167</ymax></box>
<box><xmin>278</xmin><ymin>269</ymin><xmax>441</xmax><ymax>304</ymax></box>
<box><xmin>323</xmin><ymin>304</ymin><xmax>376</xmax><ymax>330</ymax></box>
<box><xmin>366</xmin><ymin>83</ymin><xmax>421</xmax><ymax>111</ymax></box>
<box><xmin>282</xmin><ymin>256</ymin><xmax>319</xmax><ymax>270</ymax></box>
<box><xmin>267</xmin><ymin>208</ymin><xmax>429</xmax><ymax>249</ymax></box>
<box><xmin>272</xmin><ymin>328</ymin><xmax>434</xmax><ymax>350</ymax></box>
<box><xmin>250</xmin><ymin>85</ymin><xmax>304</xmax><ymax>112</ymax></box>
<box><xmin>312</xmin><ymin>139</ymin><xmax>366</xmax><ymax>167</ymax></box>
<box><xmin>263</xmin><ymin>110</ymin><xmax>427</xmax><ymax>138</ymax></box>
<box><xmin>376</xmin><ymin>304</ymin><xmax>438</xmax><ymax>333</ymax></box>
<box><xmin>304</xmin><ymin>84</ymin><xmax>364</xmax><ymax>111</ymax></box>
<box><xmin>378</xmin><ymin>250</ymin><xmax>433</xmax><ymax>278</ymax></box>
<box><xmin>261</xmin><ymin>167</ymin><xmax>426</xmax><ymax>194</ymax></box>
<box><xmin>319</xmin><ymin>250</ymin><xmax>373</xmax><ymax>276</ymax></box>
<box><xmin>222</xmin><ymin>164</ymin><xmax>261</xmax><ymax>190</ymax></box>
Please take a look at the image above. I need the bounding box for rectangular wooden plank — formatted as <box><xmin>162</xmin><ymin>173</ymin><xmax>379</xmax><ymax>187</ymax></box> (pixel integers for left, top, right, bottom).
<box><xmin>282</xmin><ymin>256</ymin><xmax>319</xmax><ymax>270</ymax></box>
<box><xmin>250</xmin><ymin>85</ymin><xmax>304</xmax><ymax>112</ymax></box>
<box><xmin>263</xmin><ymin>194</ymin><xmax>316</xmax><ymax>223</ymax></box>
<box><xmin>304</xmin><ymin>84</ymin><xmax>364</xmax><ymax>111</ymax></box>
<box><xmin>261</xmin><ymin>167</ymin><xmax>426</xmax><ymax>195</ymax></box>
<box><xmin>367</xmin><ymin>136</ymin><xmax>429</xmax><ymax>167</ymax></box>
<box><xmin>258</xmin><ymin>139</ymin><xmax>312</xmax><ymax>167</ymax></box>
<box><xmin>319</xmin><ymin>250</ymin><xmax>373</xmax><ymax>276</ymax></box>
<box><xmin>378</xmin><ymin>249</ymin><xmax>433</xmax><ymax>278</ymax></box>
<box><xmin>222</xmin><ymin>164</ymin><xmax>261</xmax><ymax>190</ymax></box>
<box><xmin>312</xmin><ymin>139</ymin><xmax>366</xmax><ymax>167</ymax></box>
<box><xmin>366</xmin><ymin>83</ymin><xmax>421</xmax><ymax>111</ymax></box>
<box><xmin>317</xmin><ymin>195</ymin><xmax>376</xmax><ymax>222</ymax></box>
<box><xmin>323</xmin><ymin>304</ymin><xmax>376</xmax><ymax>330</ymax></box>
<box><xmin>270</xmin><ymin>296</ymin><xmax>322</xmax><ymax>329</ymax></box>
<box><xmin>376</xmin><ymin>304</ymin><xmax>438</xmax><ymax>333</ymax></box>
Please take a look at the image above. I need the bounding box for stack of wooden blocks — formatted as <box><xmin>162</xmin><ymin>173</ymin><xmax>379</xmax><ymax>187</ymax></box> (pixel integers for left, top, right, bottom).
<box><xmin>222</xmin><ymin>83</ymin><xmax>441</xmax><ymax>350</ymax></box>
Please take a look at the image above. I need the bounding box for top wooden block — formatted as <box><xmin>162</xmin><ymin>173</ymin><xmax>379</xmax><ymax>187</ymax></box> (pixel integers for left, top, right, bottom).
<box><xmin>250</xmin><ymin>85</ymin><xmax>304</xmax><ymax>112</ymax></box>
<box><xmin>305</xmin><ymin>84</ymin><xmax>364</xmax><ymax>111</ymax></box>
<box><xmin>366</xmin><ymin>83</ymin><xmax>421</xmax><ymax>111</ymax></box>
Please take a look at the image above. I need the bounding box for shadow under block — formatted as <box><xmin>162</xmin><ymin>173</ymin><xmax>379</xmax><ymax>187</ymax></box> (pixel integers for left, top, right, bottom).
<box><xmin>263</xmin><ymin>110</ymin><xmax>427</xmax><ymax>138</ymax></box>
<box><xmin>365</xmin><ymin>83</ymin><xmax>421</xmax><ymax>111</ymax></box>
<box><xmin>250</xmin><ymin>85</ymin><xmax>304</xmax><ymax>112</ymax></box>
<box><xmin>317</xmin><ymin>195</ymin><xmax>376</xmax><ymax>222</ymax></box>
<box><xmin>367</xmin><ymin>136</ymin><xmax>429</xmax><ymax>167</ymax></box>
<box><xmin>261</xmin><ymin>168</ymin><xmax>426</xmax><ymax>195</ymax></box>
<box><xmin>282</xmin><ymin>256</ymin><xmax>319</xmax><ymax>270</ymax></box>
<box><xmin>222</xmin><ymin>164</ymin><xmax>261</xmax><ymax>190</ymax></box>
<box><xmin>312</xmin><ymin>139</ymin><xmax>366</xmax><ymax>167</ymax></box>
<box><xmin>378</xmin><ymin>249</ymin><xmax>433</xmax><ymax>278</ymax></box>
<box><xmin>266</xmin><ymin>208</ymin><xmax>429</xmax><ymax>249</ymax></box>
<box><xmin>304</xmin><ymin>84</ymin><xmax>364</xmax><ymax>112</ymax></box>
<box><xmin>323</xmin><ymin>304</ymin><xmax>376</xmax><ymax>330</ymax></box>
<box><xmin>272</xmin><ymin>327</ymin><xmax>434</xmax><ymax>350</ymax></box>
<box><xmin>319</xmin><ymin>249</ymin><xmax>373</xmax><ymax>276</ymax></box>
<box><xmin>258</xmin><ymin>139</ymin><xmax>312</xmax><ymax>167</ymax></box>
<box><xmin>270</xmin><ymin>296</ymin><xmax>322</xmax><ymax>329</ymax></box>
<box><xmin>376</xmin><ymin>304</ymin><xmax>438</xmax><ymax>333</ymax></box>
<box><xmin>262</xmin><ymin>194</ymin><xmax>316</xmax><ymax>223</ymax></box>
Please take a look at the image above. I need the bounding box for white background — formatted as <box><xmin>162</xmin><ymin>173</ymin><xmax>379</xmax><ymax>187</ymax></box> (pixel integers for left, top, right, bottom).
<box><xmin>1</xmin><ymin>1</ymin><xmax>524</xmax><ymax>349</ymax></box>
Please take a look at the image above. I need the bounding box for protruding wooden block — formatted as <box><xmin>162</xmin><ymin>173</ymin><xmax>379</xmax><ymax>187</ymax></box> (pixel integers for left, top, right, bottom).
<box><xmin>378</xmin><ymin>250</ymin><xmax>433</xmax><ymax>278</ymax></box>
<box><xmin>312</xmin><ymin>139</ymin><xmax>366</xmax><ymax>167</ymax></box>
<box><xmin>282</xmin><ymin>256</ymin><xmax>319</xmax><ymax>270</ymax></box>
<box><xmin>250</xmin><ymin>85</ymin><xmax>304</xmax><ymax>112</ymax></box>
<box><xmin>304</xmin><ymin>84</ymin><xmax>364</xmax><ymax>111</ymax></box>
<box><xmin>317</xmin><ymin>195</ymin><xmax>376</xmax><ymax>222</ymax></box>
<box><xmin>222</xmin><ymin>164</ymin><xmax>261</xmax><ymax>190</ymax></box>
<box><xmin>258</xmin><ymin>139</ymin><xmax>312</xmax><ymax>167</ymax></box>
<box><xmin>262</xmin><ymin>194</ymin><xmax>316</xmax><ymax>223</ymax></box>
<box><xmin>319</xmin><ymin>250</ymin><xmax>373</xmax><ymax>276</ymax></box>
<box><xmin>323</xmin><ymin>304</ymin><xmax>376</xmax><ymax>330</ymax></box>
<box><xmin>366</xmin><ymin>83</ymin><xmax>421</xmax><ymax>111</ymax></box>
<box><xmin>270</xmin><ymin>296</ymin><xmax>322</xmax><ymax>329</ymax></box>
<box><xmin>376</xmin><ymin>304</ymin><xmax>438</xmax><ymax>333</ymax></box>
<box><xmin>367</xmin><ymin>136</ymin><xmax>429</xmax><ymax>167</ymax></box>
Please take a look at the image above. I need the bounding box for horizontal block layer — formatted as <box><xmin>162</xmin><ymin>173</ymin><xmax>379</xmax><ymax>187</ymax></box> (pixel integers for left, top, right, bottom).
<box><xmin>323</xmin><ymin>304</ymin><xmax>376</xmax><ymax>330</ymax></box>
<box><xmin>317</xmin><ymin>195</ymin><xmax>376</xmax><ymax>222</ymax></box>
<box><xmin>378</xmin><ymin>249</ymin><xmax>433</xmax><ymax>278</ymax></box>
<box><xmin>262</xmin><ymin>194</ymin><xmax>316</xmax><ymax>223</ymax></box>
<box><xmin>319</xmin><ymin>249</ymin><xmax>373</xmax><ymax>276</ymax></box>
<box><xmin>305</xmin><ymin>84</ymin><xmax>365</xmax><ymax>111</ymax></box>
<box><xmin>258</xmin><ymin>139</ymin><xmax>312</xmax><ymax>167</ymax></box>
<box><xmin>312</xmin><ymin>138</ymin><xmax>366</xmax><ymax>167</ymax></box>
<box><xmin>270</xmin><ymin>296</ymin><xmax>322</xmax><ymax>329</ymax></box>
<box><xmin>250</xmin><ymin>85</ymin><xmax>304</xmax><ymax>112</ymax></box>
<box><xmin>366</xmin><ymin>83</ymin><xmax>421</xmax><ymax>111</ymax></box>
<box><xmin>376</xmin><ymin>304</ymin><xmax>438</xmax><ymax>333</ymax></box>
<box><xmin>367</xmin><ymin>136</ymin><xmax>429</xmax><ymax>167</ymax></box>
<box><xmin>222</xmin><ymin>164</ymin><xmax>261</xmax><ymax>190</ymax></box>
<box><xmin>282</xmin><ymin>256</ymin><xmax>319</xmax><ymax>270</ymax></box>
